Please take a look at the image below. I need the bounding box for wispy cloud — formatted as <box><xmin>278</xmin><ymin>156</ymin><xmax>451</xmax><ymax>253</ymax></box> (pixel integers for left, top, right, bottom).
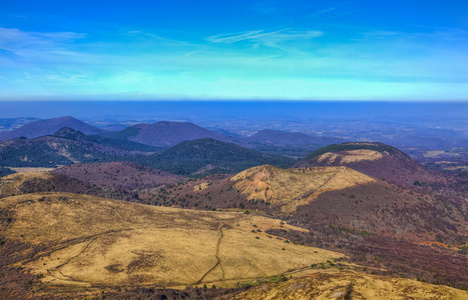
<box><xmin>308</xmin><ymin>7</ymin><xmax>338</xmax><ymax>18</ymax></box>
<box><xmin>0</xmin><ymin>27</ymin><xmax>85</xmax><ymax>53</ymax></box>
<box><xmin>122</xmin><ymin>30</ymin><xmax>202</xmax><ymax>48</ymax></box>
<box><xmin>205</xmin><ymin>29</ymin><xmax>324</xmax><ymax>55</ymax></box>
<box><xmin>308</xmin><ymin>4</ymin><xmax>365</xmax><ymax>21</ymax></box>
<box><xmin>183</xmin><ymin>49</ymin><xmax>203</xmax><ymax>57</ymax></box>
<box><xmin>360</xmin><ymin>28</ymin><xmax>468</xmax><ymax>44</ymax></box>
<box><xmin>206</xmin><ymin>29</ymin><xmax>324</xmax><ymax>48</ymax></box>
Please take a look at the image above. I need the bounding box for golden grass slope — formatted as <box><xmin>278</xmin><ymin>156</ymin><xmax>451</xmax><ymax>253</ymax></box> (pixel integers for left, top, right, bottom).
<box><xmin>0</xmin><ymin>192</ymin><xmax>344</xmax><ymax>289</ymax></box>
<box><xmin>231</xmin><ymin>165</ymin><xmax>375</xmax><ymax>212</ymax></box>
<box><xmin>231</xmin><ymin>270</ymin><xmax>468</xmax><ymax>300</ymax></box>
<box><xmin>316</xmin><ymin>149</ymin><xmax>383</xmax><ymax>164</ymax></box>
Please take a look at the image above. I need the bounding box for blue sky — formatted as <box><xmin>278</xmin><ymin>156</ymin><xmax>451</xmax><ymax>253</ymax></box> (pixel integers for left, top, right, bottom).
<box><xmin>0</xmin><ymin>0</ymin><xmax>467</xmax><ymax>101</ymax></box>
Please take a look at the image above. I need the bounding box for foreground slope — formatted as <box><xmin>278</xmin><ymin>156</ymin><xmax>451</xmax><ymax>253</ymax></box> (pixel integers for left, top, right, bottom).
<box><xmin>296</xmin><ymin>142</ymin><xmax>445</xmax><ymax>186</ymax></box>
<box><xmin>232</xmin><ymin>270</ymin><xmax>468</xmax><ymax>300</ymax></box>
<box><xmin>0</xmin><ymin>116</ymin><xmax>102</xmax><ymax>140</ymax></box>
<box><xmin>0</xmin><ymin>192</ymin><xmax>343</xmax><ymax>290</ymax></box>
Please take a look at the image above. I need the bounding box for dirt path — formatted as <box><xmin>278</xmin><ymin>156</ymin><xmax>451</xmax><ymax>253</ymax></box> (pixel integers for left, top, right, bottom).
<box><xmin>42</xmin><ymin>229</ymin><xmax>134</xmax><ymax>283</ymax></box>
<box><xmin>51</xmin><ymin>235</ymin><xmax>100</xmax><ymax>271</ymax></box>
<box><xmin>293</xmin><ymin>175</ymin><xmax>335</xmax><ymax>201</ymax></box>
<box><xmin>195</xmin><ymin>222</ymin><xmax>226</xmax><ymax>284</ymax></box>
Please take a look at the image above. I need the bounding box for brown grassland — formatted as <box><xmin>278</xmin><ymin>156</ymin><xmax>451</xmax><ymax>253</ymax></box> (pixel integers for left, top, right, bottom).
<box><xmin>231</xmin><ymin>270</ymin><xmax>468</xmax><ymax>300</ymax></box>
<box><xmin>0</xmin><ymin>192</ymin><xmax>343</xmax><ymax>291</ymax></box>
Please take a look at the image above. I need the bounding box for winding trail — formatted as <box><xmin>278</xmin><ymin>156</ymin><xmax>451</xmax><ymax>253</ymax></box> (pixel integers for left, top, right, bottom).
<box><xmin>195</xmin><ymin>222</ymin><xmax>226</xmax><ymax>284</ymax></box>
<box><xmin>293</xmin><ymin>175</ymin><xmax>335</xmax><ymax>201</ymax></box>
<box><xmin>51</xmin><ymin>235</ymin><xmax>99</xmax><ymax>271</ymax></box>
<box><xmin>42</xmin><ymin>229</ymin><xmax>134</xmax><ymax>283</ymax></box>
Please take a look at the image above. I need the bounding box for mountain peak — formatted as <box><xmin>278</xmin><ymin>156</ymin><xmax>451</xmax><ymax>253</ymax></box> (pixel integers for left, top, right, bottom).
<box><xmin>54</xmin><ymin>127</ymin><xmax>87</xmax><ymax>140</ymax></box>
<box><xmin>0</xmin><ymin>116</ymin><xmax>102</xmax><ymax>140</ymax></box>
<box><xmin>105</xmin><ymin>121</ymin><xmax>234</xmax><ymax>147</ymax></box>
<box><xmin>56</xmin><ymin>116</ymin><xmax>78</xmax><ymax>121</ymax></box>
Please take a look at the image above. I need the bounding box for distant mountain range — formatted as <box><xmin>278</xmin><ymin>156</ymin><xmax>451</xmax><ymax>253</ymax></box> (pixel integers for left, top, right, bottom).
<box><xmin>0</xmin><ymin>116</ymin><xmax>103</xmax><ymax>140</ymax></box>
<box><xmin>0</xmin><ymin>116</ymin><xmax>345</xmax><ymax>150</ymax></box>
<box><xmin>102</xmin><ymin>121</ymin><xmax>235</xmax><ymax>147</ymax></box>
<box><xmin>0</xmin><ymin>128</ymin><xmax>296</xmax><ymax>176</ymax></box>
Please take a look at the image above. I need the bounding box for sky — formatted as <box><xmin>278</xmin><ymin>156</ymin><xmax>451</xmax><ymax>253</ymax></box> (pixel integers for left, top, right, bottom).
<box><xmin>0</xmin><ymin>0</ymin><xmax>467</xmax><ymax>101</ymax></box>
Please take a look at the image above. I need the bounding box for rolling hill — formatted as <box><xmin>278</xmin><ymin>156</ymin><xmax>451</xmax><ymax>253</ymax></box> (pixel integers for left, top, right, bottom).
<box><xmin>0</xmin><ymin>128</ymin><xmax>159</xmax><ymax>168</ymax></box>
<box><xmin>134</xmin><ymin>138</ymin><xmax>296</xmax><ymax>176</ymax></box>
<box><xmin>0</xmin><ymin>116</ymin><xmax>103</xmax><ymax>140</ymax></box>
<box><xmin>0</xmin><ymin>171</ymin><xmax>137</xmax><ymax>201</ymax></box>
<box><xmin>102</xmin><ymin>121</ymin><xmax>234</xmax><ymax>147</ymax></box>
<box><xmin>0</xmin><ymin>133</ymin><xmax>296</xmax><ymax>176</ymax></box>
<box><xmin>56</xmin><ymin>127</ymin><xmax>160</xmax><ymax>152</ymax></box>
<box><xmin>54</xmin><ymin>161</ymin><xmax>186</xmax><ymax>190</ymax></box>
<box><xmin>295</xmin><ymin>142</ymin><xmax>445</xmax><ymax>186</ymax></box>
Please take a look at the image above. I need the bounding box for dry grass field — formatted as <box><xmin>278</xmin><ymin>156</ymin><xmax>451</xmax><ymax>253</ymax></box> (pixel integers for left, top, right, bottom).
<box><xmin>0</xmin><ymin>192</ymin><xmax>344</xmax><ymax>290</ymax></box>
<box><xmin>8</xmin><ymin>167</ymin><xmax>58</xmax><ymax>173</ymax></box>
<box><xmin>231</xmin><ymin>270</ymin><xmax>468</xmax><ymax>299</ymax></box>
<box><xmin>231</xmin><ymin>165</ymin><xmax>375</xmax><ymax>212</ymax></box>
<box><xmin>316</xmin><ymin>149</ymin><xmax>383</xmax><ymax>164</ymax></box>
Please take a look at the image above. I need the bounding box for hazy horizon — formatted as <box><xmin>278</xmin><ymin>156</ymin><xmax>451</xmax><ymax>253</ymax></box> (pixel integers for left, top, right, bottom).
<box><xmin>1</xmin><ymin>100</ymin><xmax>467</xmax><ymax>120</ymax></box>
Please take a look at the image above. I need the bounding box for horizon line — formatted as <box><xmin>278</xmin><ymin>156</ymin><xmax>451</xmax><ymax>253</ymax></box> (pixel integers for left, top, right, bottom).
<box><xmin>1</xmin><ymin>99</ymin><xmax>467</xmax><ymax>103</ymax></box>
